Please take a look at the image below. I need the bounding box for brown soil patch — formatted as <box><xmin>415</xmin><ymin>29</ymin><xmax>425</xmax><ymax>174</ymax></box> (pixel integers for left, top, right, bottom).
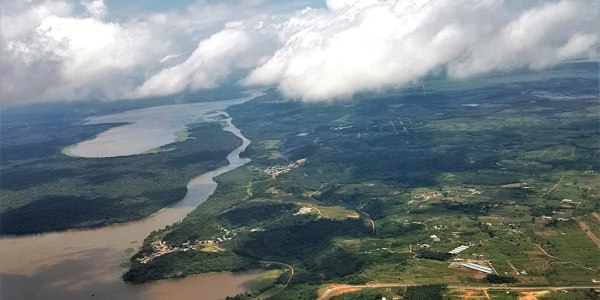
<box><xmin>346</xmin><ymin>213</ymin><xmax>360</xmax><ymax>219</ymax></box>
<box><xmin>576</xmin><ymin>219</ymin><xmax>600</xmax><ymax>248</ymax></box>
<box><xmin>326</xmin><ymin>287</ymin><xmax>361</xmax><ymax>298</ymax></box>
<box><xmin>592</xmin><ymin>212</ymin><xmax>600</xmax><ymax>222</ymax></box>
<box><xmin>456</xmin><ymin>289</ymin><xmax>489</xmax><ymax>300</ymax></box>
<box><xmin>459</xmin><ymin>290</ymin><xmax>477</xmax><ymax>299</ymax></box>
<box><xmin>519</xmin><ymin>290</ymin><xmax>550</xmax><ymax>300</ymax></box>
<box><xmin>519</xmin><ymin>294</ymin><xmax>536</xmax><ymax>300</ymax></box>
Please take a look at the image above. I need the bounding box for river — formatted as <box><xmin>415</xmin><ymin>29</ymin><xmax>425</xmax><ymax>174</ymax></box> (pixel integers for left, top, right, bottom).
<box><xmin>0</xmin><ymin>94</ymin><xmax>262</xmax><ymax>300</ymax></box>
<box><xmin>68</xmin><ymin>91</ymin><xmax>262</xmax><ymax>158</ymax></box>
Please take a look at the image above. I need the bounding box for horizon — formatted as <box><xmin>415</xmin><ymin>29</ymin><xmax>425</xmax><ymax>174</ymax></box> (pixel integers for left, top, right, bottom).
<box><xmin>2</xmin><ymin>0</ymin><xmax>598</xmax><ymax>107</ymax></box>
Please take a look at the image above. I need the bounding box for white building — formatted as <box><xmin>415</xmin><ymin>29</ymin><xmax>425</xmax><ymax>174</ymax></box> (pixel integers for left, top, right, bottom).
<box><xmin>449</xmin><ymin>245</ymin><xmax>469</xmax><ymax>254</ymax></box>
<box><xmin>461</xmin><ymin>262</ymin><xmax>493</xmax><ymax>274</ymax></box>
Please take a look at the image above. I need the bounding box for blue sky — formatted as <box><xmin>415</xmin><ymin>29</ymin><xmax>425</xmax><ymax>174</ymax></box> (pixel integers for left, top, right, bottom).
<box><xmin>1</xmin><ymin>0</ymin><xmax>598</xmax><ymax>106</ymax></box>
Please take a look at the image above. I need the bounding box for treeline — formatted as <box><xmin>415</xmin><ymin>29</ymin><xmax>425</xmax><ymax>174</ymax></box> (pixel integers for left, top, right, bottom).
<box><xmin>416</xmin><ymin>249</ymin><xmax>453</xmax><ymax>261</ymax></box>
<box><xmin>404</xmin><ymin>284</ymin><xmax>447</xmax><ymax>300</ymax></box>
<box><xmin>123</xmin><ymin>250</ymin><xmax>259</xmax><ymax>283</ymax></box>
<box><xmin>0</xmin><ymin>123</ymin><xmax>241</xmax><ymax>234</ymax></box>
<box><xmin>126</xmin><ymin>216</ymin><xmax>372</xmax><ymax>284</ymax></box>
<box><xmin>225</xmin><ymin>292</ymin><xmax>254</xmax><ymax>300</ymax></box>
<box><xmin>330</xmin><ymin>289</ymin><xmax>390</xmax><ymax>300</ymax></box>
<box><xmin>485</xmin><ymin>274</ymin><xmax>518</xmax><ymax>284</ymax></box>
<box><xmin>236</xmin><ymin>218</ymin><xmax>370</xmax><ymax>264</ymax></box>
<box><xmin>377</xmin><ymin>221</ymin><xmax>425</xmax><ymax>238</ymax></box>
<box><xmin>219</xmin><ymin>203</ymin><xmax>297</xmax><ymax>227</ymax></box>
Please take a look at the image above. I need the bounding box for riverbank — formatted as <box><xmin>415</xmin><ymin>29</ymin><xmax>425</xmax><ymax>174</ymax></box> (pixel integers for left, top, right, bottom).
<box><xmin>0</xmin><ymin>122</ymin><xmax>240</xmax><ymax>235</ymax></box>
<box><xmin>0</xmin><ymin>96</ymin><xmax>264</xmax><ymax>299</ymax></box>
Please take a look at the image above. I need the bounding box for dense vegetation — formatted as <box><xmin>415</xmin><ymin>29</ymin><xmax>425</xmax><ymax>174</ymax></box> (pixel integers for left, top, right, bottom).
<box><xmin>0</xmin><ymin>120</ymin><xmax>241</xmax><ymax>234</ymax></box>
<box><xmin>485</xmin><ymin>274</ymin><xmax>518</xmax><ymax>284</ymax></box>
<box><xmin>330</xmin><ymin>288</ymin><xmax>403</xmax><ymax>300</ymax></box>
<box><xmin>220</xmin><ymin>203</ymin><xmax>297</xmax><ymax>227</ymax></box>
<box><xmin>416</xmin><ymin>249</ymin><xmax>453</xmax><ymax>261</ymax></box>
<box><xmin>404</xmin><ymin>284</ymin><xmax>447</xmax><ymax>300</ymax></box>
<box><xmin>225</xmin><ymin>292</ymin><xmax>254</xmax><ymax>300</ymax></box>
<box><xmin>123</xmin><ymin>63</ymin><xmax>600</xmax><ymax>299</ymax></box>
<box><xmin>124</xmin><ymin>250</ymin><xmax>259</xmax><ymax>283</ymax></box>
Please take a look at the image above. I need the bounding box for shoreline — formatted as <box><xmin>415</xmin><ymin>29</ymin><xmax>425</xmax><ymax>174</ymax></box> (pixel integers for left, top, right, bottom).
<box><xmin>0</xmin><ymin>92</ymin><xmax>264</xmax><ymax>300</ymax></box>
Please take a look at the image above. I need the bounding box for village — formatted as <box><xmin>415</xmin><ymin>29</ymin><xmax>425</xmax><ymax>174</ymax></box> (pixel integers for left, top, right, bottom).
<box><xmin>264</xmin><ymin>158</ymin><xmax>307</xmax><ymax>178</ymax></box>
<box><xmin>137</xmin><ymin>227</ymin><xmax>236</xmax><ymax>264</ymax></box>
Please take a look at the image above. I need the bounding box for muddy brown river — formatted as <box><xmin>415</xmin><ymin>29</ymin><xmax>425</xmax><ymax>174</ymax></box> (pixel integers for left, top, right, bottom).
<box><xmin>0</xmin><ymin>96</ymin><xmax>263</xmax><ymax>300</ymax></box>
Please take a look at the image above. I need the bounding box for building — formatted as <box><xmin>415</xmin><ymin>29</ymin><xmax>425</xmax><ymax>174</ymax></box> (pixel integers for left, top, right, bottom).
<box><xmin>449</xmin><ymin>245</ymin><xmax>469</xmax><ymax>254</ymax></box>
<box><xmin>461</xmin><ymin>262</ymin><xmax>493</xmax><ymax>274</ymax></box>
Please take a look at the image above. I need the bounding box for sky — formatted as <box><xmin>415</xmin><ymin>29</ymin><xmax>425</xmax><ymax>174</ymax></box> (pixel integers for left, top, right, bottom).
<box><xmin>1</xmin><ymin>0</ymin><xmax>598</xmax><ymax>106</ymax></box>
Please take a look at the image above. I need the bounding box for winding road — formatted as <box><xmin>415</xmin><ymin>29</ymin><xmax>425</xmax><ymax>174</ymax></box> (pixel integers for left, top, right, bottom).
<box><xmin>259</xmin><ymin>261</ymin><xmax>295</xmax><ymax>295</ymax></box>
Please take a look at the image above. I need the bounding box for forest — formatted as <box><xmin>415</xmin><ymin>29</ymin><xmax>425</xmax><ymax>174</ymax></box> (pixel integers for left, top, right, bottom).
<box><xmin>125</xmin><ymin>63</ymin><xmax>600</xmax><ymax>299</ymax></box>
<box><xmin>0</xmin><ymin>120</ymin><xmax>241</xmax><ymax>234</ymax></box>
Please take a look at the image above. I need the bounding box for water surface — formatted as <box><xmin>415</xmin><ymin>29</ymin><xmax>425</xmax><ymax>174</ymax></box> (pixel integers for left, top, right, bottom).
<box><xmin>70</xmin><ymin>91</ymin><xmax>261</xmax><ymax>158</ymax></box>
<box><xmin>0</xmin><ymin>93</ymin><xmax>262</xmax><ymax>300</ymax></box>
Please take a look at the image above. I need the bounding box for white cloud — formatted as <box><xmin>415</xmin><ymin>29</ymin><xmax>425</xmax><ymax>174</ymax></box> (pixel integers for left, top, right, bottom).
<box><xmin>557</xmin><ymin>33</ymin><xmax>599</xmax><ymax>62</ymax></box>
<box><xmin>447</xmin><ymin>1</ymin><xmax>598</xmax><ymax>77</ymax></box>
<box><xmin>1</xmin><ymin>0</ymin><xmax>598</xmax><ymax>106</ymax></box>
<box><xmin>0</xmin><ymin>0</ymin><xmax>314</xmax><ymax>106</ymax></box>
<box><xmin>159</xmin><ymin>53</ymin><xmax>182</xmax><ymax>64</ymax></box>
<box><xmin>81</xmin><ymin>0</ymin><xmax>107</xmax><ymax>19</ymax></box>
<box><xmin>0</xmin><ymin>1</ymin><xmax>73</xmax><ymax>40</ymax></box>
<box><xmin>1</xmin><ymin>0</ymin><xmax>172</xmax><ymax>105</ymax></box>
<box><xmin>244</xmin><ymin>0</ymin><xmax>599</xmax><ymax>101</ymax></box>
<box><xmin>132</xmin><ymin>29</ymin><xmax>254</xmax><ymax>98</ymax></box>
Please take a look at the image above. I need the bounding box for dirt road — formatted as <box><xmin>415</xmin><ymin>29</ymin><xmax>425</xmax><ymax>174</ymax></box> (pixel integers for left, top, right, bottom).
<box><xmin>317</xmin><ymin>283</ymin><xmax>600</xmax><ymax>300</ymax></box>
<box><xmin>576</xmin><ymin>219</ymin><xmax>600</xmax><ymax>248</ymax></box>
<box><xmin>259</xmin><ymin>261</ymin><xmax>294</xmax><ymax>291</ymax></box>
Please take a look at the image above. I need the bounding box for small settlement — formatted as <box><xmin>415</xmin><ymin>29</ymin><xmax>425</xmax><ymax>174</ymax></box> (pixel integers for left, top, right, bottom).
<box><xmin>264</xmin><ymin>158</ymin><xmax>307</xmax><ymax>178</ymax></box>
<box><xmin>137</xmin><ymin>227</ymin><xmax>235</xmax><ymax>264</ymax></box>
